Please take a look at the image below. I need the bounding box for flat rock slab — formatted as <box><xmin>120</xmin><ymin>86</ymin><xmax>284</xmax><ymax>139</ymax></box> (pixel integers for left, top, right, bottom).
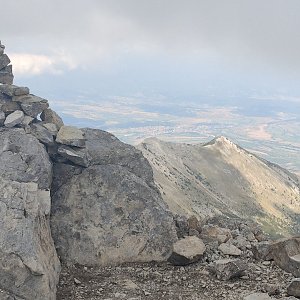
<box><xmin>4</xmin><ymin>110</ymin><xmax>24</xmax><ymax>127</ymax></box>
<box><xmin>218</xmin><ymin>243</ymin><xmax>242</xmax><ymax>256</ymax></box>
<box><xmin>210</xmin><ymin>259</ymin><xmax>247</xmax><ymax>281</ymax></box>
<box><xmin>56</xmin><ymin>126</ymin><xmax>86</xmax><ymax>147</ymax></box>
<box><xmin>0</xmin><ymin>84</ymin><xmax>29</xmax><ymax>96</ymax></box>
<box><xmin>168</xmin><ymin>236</ymin><xmax>206</xmax><ymax>266</ymax></box>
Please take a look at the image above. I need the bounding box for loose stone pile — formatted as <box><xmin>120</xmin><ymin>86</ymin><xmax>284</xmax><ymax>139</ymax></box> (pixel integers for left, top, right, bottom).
<box><xmin>168</xmin><ymin>215</ymin><xmax>300</xmax><ymax>298</ymax></box>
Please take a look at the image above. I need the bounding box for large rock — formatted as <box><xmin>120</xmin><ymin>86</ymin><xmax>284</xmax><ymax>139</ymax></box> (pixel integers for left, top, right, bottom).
<box><xmin>4</xmin><ymin>110</ymin><xmax>24</xmax><ymax>127</ymax></box>
<box><xmin>269</xmin><ymin>237</ymin><xmax>300</xmax><ymax>277</ymax></box>
<box><xmin>0</xmin><ymin>128</ymin><xmax>52</xmax><ymax>189</ymax></box>
<box><xmin>57</xmin><ymin>145</ymin><xmax>90</xmax><ymax>167</ymax></box>
<box><xmin>0</xmin><ymin>93</ymin><xmax>20</xmax><ymax>113</ymax></box>
<box><xmin>56</xmin><ymin>126</ymin><xmax>85</xmax><ymax>147</ymax></box>
<box><xmin>0</xmin><ymin>65</ymin><xmax>14</xmax><ymax>84</ymax></box>
<box><xmin>13</xmin><ymin>94</ymin><xmax>49</xmax><ymax>118</ymax></box>
<box><xmin>0</xmin><ymin>178</ymin><xmax>60</xmax><ymax>300</ymax></box>
<box><xmin>51</xmin><ymin>163</ymin><xmax>177</xmax><ymax>266</ymax></box>
<box><xmin>0</xmin><ymin>124</ymin><xmax>60</xmax><ymax>299</ymax></box>
<box><xmin>81</xmin><ymin>128</ymin><xmax>155</xmax><ymax>184</ymax></box>
<box><xmin>218</xmin><ymin>242</ymin><xmax>242</xmax><ymax>256</ymax></box>
<box><xmin>209</xmin><ymin>259</ymin><xmax>247</xmax><ymax>280</ymax></box>
<box><xmin>30</xmin><ymin>123</ymin><xmax>54</xmax><ymax>145</ymax></box>
<box><xmin>41</xmin><ymin>108</ymin><xmax>64</xmax><ymax>129</ymax></box>
<box><xmin>167</xmin><ymin>236</ymin><xmax>206</xmax><ymax>265</ymax></box>
<box><xmin>287</xmin><ymin>278</ymin><xmax>300</xmax><ymax>298</ymax></box>
<box><xmin>0</xmin><ymin>53</ymin><xmax>10</xmax><ymax>69</ymax></box>
<box><xmin>0</xmin><ymin>84</ymin><xmax>29</xmax><ymax>97</ymax></box>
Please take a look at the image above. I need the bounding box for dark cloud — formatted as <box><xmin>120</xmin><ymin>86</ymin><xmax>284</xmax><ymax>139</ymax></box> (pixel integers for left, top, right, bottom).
<box><xmin>1</xmin><ymin>0</ymin><xmax>300</xmax><ymax>75</ymax></box>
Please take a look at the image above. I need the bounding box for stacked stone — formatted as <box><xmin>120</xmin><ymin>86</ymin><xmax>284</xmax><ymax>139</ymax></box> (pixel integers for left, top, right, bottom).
<box><xmin>0</xmin><ymin>41</ymin><xmax>13</xmax><ymax>84</ymax></box>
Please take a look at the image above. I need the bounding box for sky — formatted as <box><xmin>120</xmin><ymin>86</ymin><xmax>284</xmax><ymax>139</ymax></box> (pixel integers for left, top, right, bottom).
<box><xmin>1</xmin><ymin>1</ymin><xmax>300</xmax><ymax>90</ymax></box>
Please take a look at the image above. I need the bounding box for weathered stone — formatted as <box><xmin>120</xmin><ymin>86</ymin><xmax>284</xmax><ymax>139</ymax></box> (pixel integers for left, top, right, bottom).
<box><xmin>218</xmin><ymin>243</ymin><xmax>242</xmax><ymax>256</ymax></box>
<box><xmin>168</xmin><ymin>236</ymin><xmax>206</xmax><ymax>266</ymax></box>
<box><xmin>243</xmin><ymin>293</ymin><xmax>272</xmax><ymax>300</ymax></box>
<box><xmin>0</xmin><ymin>128</ymin><xmax>52</xmax><ymax>189</ymax></box>
<box><xmin>0</xmin><ymin>65</ymin><xmax>13</xmax><ymax>84</ymax></box>
<box><xmin>14</xmin><ymin>94</ymin><xmax>49</xmax><ymax>117</ymax></box>
<box><xmin>30</xmin><ymin>123</ymin><xmax>54</xmax><ymax>145</ymax></box>
<box><xmin>269</xmin><ymin>237</ymin><xmax>300</xmax><ymax>277</ymax></box>
<box><xmin>0</xmin><ymin>84</ymin><xmax>29</xmax><ymax>97</ymax></box>
<box><xmin>0</xmin><ymin>93</ymin><xmax>20</xmax><ymax>113</ymax></box>
<box><xmin>41</xmin><ymin>108</ymin><xmax>64</xmax><ymax>129</ymax></box>
<box><xmin>0</xmin><ymin>111</ymin><xmax>5</xmax><ymax>125</ymax></box>
<box><xmin>0</xmin><ymin>178</ymin><xmax>60</xmax><ymax>300</ymax></box>
<box><xmin>174</xmin><ymin>215</ymin><xmax>189</xmax><ymax>238</ymax></box>
<box><xmin>233</xmin><ymin>235</ymin><xmax>251</xmax><ymax>251</ymax></box>
<box><xmin>287</xmin><ymin>278</ymin><xmax>300</xmax><ymax>298</ymax></box>
<box><xmin>0</xmin><ymin>54</ymin><xmax>10</xmax><ymax>69</ymax></box>
<box><xmin>57</xmin><ymin>145</ymin><xmax>90</xmax><ymax>167</ymax></box>
<box><xmin>4</xmin><ymin>110</ymin><xmax>24</xmax><ymax>127</ymax></box>
<box><xmin>51</xmin><ymin>164</ymin><xmax>177</xmax><ymax>266</ymax></box>
<box><xmin>201</xmin><ymin>224</ymin><xmax>232</xmax><ymax>244</ymax></box>
<box><xmin>21</xmin><ymin>115</ymin><xmax>34</xmax><ymax>126</ymax></box>
<box><xmin>82</xmin><ymin>128</ymin><xmax>154</xmax><ymax>184</ymax></box>
<box><xmin>56</xmin><ymin>126</ymin><xmax>86</xmax><ymax>147</ymax></box>
<box><xmin>42</xmin><ymin>122</ymin><xmax>58</xmax><ymax>136</ymax></box>
<box><xmin>252</xmin><ymin>241</ymin><xmax>273</xmax><ymax>261</ymax></box>
<box><xmin>210</xmin><ymin>259</ymin><xmax>247</xmax><ymax>281</ymax></box>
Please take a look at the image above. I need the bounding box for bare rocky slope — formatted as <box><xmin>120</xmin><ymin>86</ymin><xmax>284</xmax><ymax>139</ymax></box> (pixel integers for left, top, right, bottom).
<box><xmin>137</xmin><ymin>137</ymin><xmax>300</xmax><ymax>236</ymax></box>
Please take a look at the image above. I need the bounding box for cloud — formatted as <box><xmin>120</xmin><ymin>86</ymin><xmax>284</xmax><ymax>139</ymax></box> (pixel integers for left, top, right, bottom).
<box><xmin>1</xmin><ymin>0</ymin><xmax>300</xmax><ymax>75</ymax></box>
<box><xmin>10</xmin><ymin>53</ymin><xmax>78</xmax><ymax>76</ymax></box>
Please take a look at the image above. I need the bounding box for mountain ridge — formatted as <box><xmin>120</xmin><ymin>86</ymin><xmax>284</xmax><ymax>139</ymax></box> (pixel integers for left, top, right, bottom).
<box><xmin>137</xmin><ymin>136</ymin><xmax>300</xmax><ymax>237</ymax></box>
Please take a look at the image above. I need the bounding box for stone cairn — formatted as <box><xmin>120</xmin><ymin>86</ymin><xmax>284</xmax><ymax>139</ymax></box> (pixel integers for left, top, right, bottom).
<box><xmin>0</xmin><ymin>42</ymin><xmax>87</xmax><ymax>162</ymax></box>
<box><xmin>0</xmin><ymin>41</ymin><xmax>13</xmax><ymax>84</ymax></box>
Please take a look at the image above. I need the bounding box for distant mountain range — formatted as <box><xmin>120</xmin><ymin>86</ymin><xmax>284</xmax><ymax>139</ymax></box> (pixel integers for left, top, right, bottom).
<box><xmin>137</xmin><ymin>136</ymin><xmax>300</xmax><ymax>237</ymax></box>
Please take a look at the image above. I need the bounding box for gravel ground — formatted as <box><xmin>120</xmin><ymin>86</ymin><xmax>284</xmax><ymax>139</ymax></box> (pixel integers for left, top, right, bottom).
<box><xmin>57</xmin><ymin>260</ymin><xmax>294</xmax><ymax>300</ymax></box>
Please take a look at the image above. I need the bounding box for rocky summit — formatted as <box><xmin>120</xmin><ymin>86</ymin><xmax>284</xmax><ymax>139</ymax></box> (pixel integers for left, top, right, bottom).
<box><xmin>1</xmin><ymin>42</ymin><xmax>300</xmax><ymax>300</ymax></box>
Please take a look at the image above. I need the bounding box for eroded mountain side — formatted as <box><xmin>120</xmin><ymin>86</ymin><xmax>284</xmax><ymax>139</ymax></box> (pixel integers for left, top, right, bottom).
<box><xmin>137</xmin><ymin>136</ymin><xmax>300</xmax><ymax>236</ymax></box>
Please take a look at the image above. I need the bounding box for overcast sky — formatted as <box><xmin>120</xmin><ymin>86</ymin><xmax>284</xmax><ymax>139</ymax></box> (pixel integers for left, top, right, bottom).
<box><xmin>1</xmin><ymin>0</ymin><xmax>300</xmax><ymax>102</ymax></box>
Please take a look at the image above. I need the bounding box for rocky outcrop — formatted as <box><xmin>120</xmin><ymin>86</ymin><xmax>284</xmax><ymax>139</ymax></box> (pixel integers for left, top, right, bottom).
<box><xmin>0</xmin><ymin>126</ymin><xmax>60</xmax><ymax>299</ymax></box>
<box><xmin>0</xmin><ymin>179</ymin><xmax>60</xmax><ymax>300</ymax></box>
<box><xmin>50</xmin><ymin>129</ymin><xmax>177</xmax><ymax>266</ymax></box>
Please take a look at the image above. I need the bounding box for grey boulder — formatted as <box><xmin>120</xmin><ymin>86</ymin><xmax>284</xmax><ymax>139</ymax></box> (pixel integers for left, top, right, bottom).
<box><xmin>0</xmin><ymin>53</ymin><xmax>10</xmax><ymax>69</ymax></box>
<box><xmin>168</xmin><ymin>236</ymin><xmax>206</xmax><ymax>266</ymax></box>
<box><xmin>0</xmin><ymin>178</ymin><xmax>60</xmax><ymax>300</ymax></box>
<box><xmin>41</xmin><ymin>108</ymin><xmax>64</xmax><ymax>129</ymax></box>
<box><xmin>209</xmin><ymin>259</ymin><xmax>247</xmax><ymax>281</ymax></box>
<box><xmin>4</xmin><ymin>110</ymin><xmax>24</xmax><ymax>127</ymax></box>
<box><xmin>56</xmin><ymin>126</ymin><xmax>86</xmax><ymax>147</ymax></box>
<box><xmin>0</xmin><ymin>128</ymin><xmax>52</xmax><ymax>189</ymax></box>
<box><xmin>30</xmin><ymin>123</ymin><xmax>54</xmax><ymax>145</ymax></box>
<box><xmin>287</xmin><ymin>278</ymin><xmax>300</xmax><ymax>298</ymax></box>
<box><xmin>0</xmin><ymin>65</ymin><xmax>14</xmax><ymax>84</ymax></box>
<box><xmin>51</xmin><ymin>164</ymin><xmax>177</xmax><ymax>266</ymax></box>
